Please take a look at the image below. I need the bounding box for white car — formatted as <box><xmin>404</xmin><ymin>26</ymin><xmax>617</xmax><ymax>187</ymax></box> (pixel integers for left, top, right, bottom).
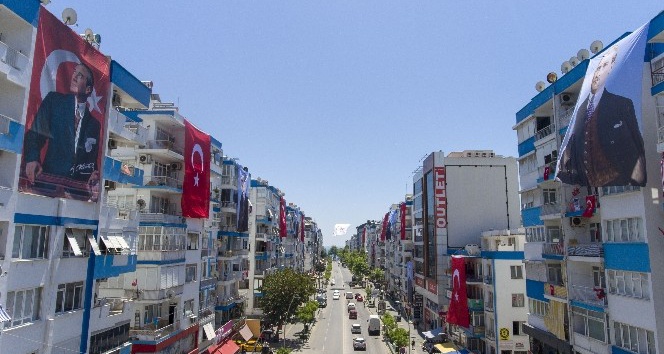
<box><xmin>333</xmin><ymin>290</ymin><xmax>340</xmax><ymax>295</ymax></box>
<box><xmin>347</xmin><ymin>302</ymin><xmax>356</xmax><ymax>312</ymax></box>
<box><xmin>353</xmin><ymin>337</ymin><xmax>366</xmax><ymax>351</ymax></box>
<box><xmin>331</xmin><ymin>279</ymin><xmax>336</xmax><ymax>285</ymax></box>
<box><xmin>351</xmin><ymin>323</ymin><xmax>362</xmax><ymax>334</ymax></box>
<box><xmin>333</xmin><ymin>294</ymin><xmax>340</xmax><ymax>300</ymax></box>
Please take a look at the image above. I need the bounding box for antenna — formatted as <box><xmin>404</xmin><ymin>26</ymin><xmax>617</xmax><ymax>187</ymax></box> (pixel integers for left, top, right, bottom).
<box><xmin>561</xmin><ymin>61</ymin><xmax>572</xmax><ymax>74</ymax></box>
<box><xmin>569</xmin><ymin>56</ymin><xmax>579</xmax><ymax>67</ymax></box>
<box><xmin>535</xmin><ymin>81</ymin><xmax>546</xmax><ymax>92</ymax></box>
<box><xmin>61</xmin><ymin>8</ymin><xmax>77</xmax><ymax>26</ymax></box>
<box><xmin>577</xmin><ymin>49</ymin><xmax>590</xmax><ymax>61</ymax></box>
<box><xmin>590</xmin><ymin>40</ymin><xmax>604</xmax><ymax>54</ymax></box>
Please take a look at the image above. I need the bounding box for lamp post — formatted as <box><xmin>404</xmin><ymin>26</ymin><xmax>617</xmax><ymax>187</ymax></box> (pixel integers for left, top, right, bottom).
<box><xmin>282</xmin><ymin>295</ymin><xmax>299</xmax><ymax>349</ymax></box>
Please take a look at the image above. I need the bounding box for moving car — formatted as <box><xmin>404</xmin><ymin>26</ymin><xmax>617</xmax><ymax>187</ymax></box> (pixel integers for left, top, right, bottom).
<box><xmin>331</xmin><ymin>279</ymin><xmax>336</xmax><ymax>285</ymax></box>
<box><xmin>351</xmin><ymin>323</ymin><xmax>362</xmax><ymax>334</ymax></box>
<box><xmin>349</xmin><ymin>309</ymin><xmax>358</xmax><ymax>319</ymax></box>
<box><xmin>353</xmin><ymin>337</ymin><xmax>366</xmax><ymax>351</ymax></box>
<box><xmin>368</xmin><ymin>315</ymin><xmax>381</xmax><ymax>335</ymax></box>
<box><xmin>356</xmin><ymin>295</ymin><xmax>364</xmax><ymax>302</ymax></box>
<box><xmin>332</xmin><ymin>293</ymin><xmax>340</xmax><ymax>300</ymax></box>
<box><xmin>345</xmin><ymin>291</ymin><xmax>354</xmax><ymax>299</ymax></box>
<box><xmin>347</xmin><ymin>302</ymin><xmax>356</xmax><ymax>312</ymax></box>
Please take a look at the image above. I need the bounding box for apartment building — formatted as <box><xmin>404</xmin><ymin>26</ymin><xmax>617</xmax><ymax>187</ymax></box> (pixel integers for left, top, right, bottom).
<box><xmin>412</xmin><ymin>150</ymin><xmax>520</xmax><ymax>334</ymax></box>
<box><xmin>515</xmin><ymin>12</ymin><xmax>664</xmax><ymax>354</ymax></box>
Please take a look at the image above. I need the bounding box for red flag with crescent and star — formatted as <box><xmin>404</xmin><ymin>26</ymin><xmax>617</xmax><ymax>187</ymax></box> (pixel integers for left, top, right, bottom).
<box><xmin>446</xmin><ymin>256</ymin><xmax>469</xmax><ymax>327</ymax></box>
<box><xmin>182</xmin><ymin>119</ymin><xmax>210</xmax><ymax>218</ymax></box>
<box><xmin>400</xmin><ymin>202</ymin><xmax>407</xmax><ymax>240</ymax></box>
<box><xmin>582</xmin><ymin>195</ymin><xmax>596</xmax><ymax>218</ymax></box>
<box><xmin>279</xmin><ymin>197</ymin><xmax>287</xmax><ymax>237</ymax></box>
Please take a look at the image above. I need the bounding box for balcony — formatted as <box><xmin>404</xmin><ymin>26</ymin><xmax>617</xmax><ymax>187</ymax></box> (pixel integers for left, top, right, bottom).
<box><xmin>467</xmin><ymin>298</ymin><xmax>484</xmax><ymax>310</ymax></box>
<box><xmin>220</xmin><ymin>201</ymin><xmax>237</xmax><ymax>209</ymax></box>
<box><xmin>129</xmin><ymin>285</ymin><xmax>184</xmax><ymax>301</ymax></box>
<box><xmin>137</xmin><ymin>250</ymin><xmax>185</xmax><ymax>263</ymax></box>
<box><xmin>0</xmin><ymin>39</ymin><xmax>29</xmax><ymax>71</ymax></box>
<box><xmin>142</xmin><ymin>175</ymin><xmax>183</xmax><ymax>191</ymax></box>
<box><xmin>540</xmin><ymin>203</ymin><xmax>562</xmax><ymax>218</ymax></box>
<box><xmin>544</xmin><ymin>283</ymin><xmax>568</xmax><ymax>300</ymax></box>
<box><xmin>535</xmin><ymin>124</ymin><xmax>555</xmax><ymax>141</ymax></box>
<box><xmin>567</xmin><ymin>243</ymin><xmax>603</xmax><ymax>258</ymax></box>
<box><xmin>537</xmin><ymin>162</ymin><xmax>557</xmax><ymax>183</ymax></box>
<box><xmin>108</xmin><ymin>109</ymin><xmax>148</xmax><ymax>145</ymax></box>
<box><xmin>467</xmin><ymin>325</ymin><xmax>485</xmax><ymax>336</ymax></box>
<box><xmin>542</xmin><ymin>242</ymin><xmax>565</xmax><ymax>257</ymax></box>
<box><xmin>569</xmin><ymin>284</ymin><xmax>607</xmax><ymax>307</ymax></box>
<box><xmin>130</xmin><ymin>319</ymin><xmax>183</xmax><ymax>341</ymax></box>
<box><xmin>483</xmin><ymin>275</ymin><xmax>493</xmax><ymax>285</ymax></box>
<box><xmin>92</xmin><ymin>297</ymin><xmax>133</xmax><ymax>317</ymax></box>
<box><xmin>558</xmin><ymin>106</ymin><xmax>575</xmax><ymax>128</ymax></box>
<box><xmin>221</xmin><ymin>176</ymin><xmax>236</xmax><ymax>186</ymax></box>
<box><xmin>484</xmin><ymin>301</ymin><xmax>494</xmax><ymax>312</ymax></box>
<box><xmin>143</xmin><ymin>139</ymin><xmax>184</xmax><ymax>156</ymax></box>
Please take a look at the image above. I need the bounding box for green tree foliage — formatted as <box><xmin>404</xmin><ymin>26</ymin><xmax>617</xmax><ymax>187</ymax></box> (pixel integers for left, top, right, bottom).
<box><xmin>261</xmin><ymin>269</ymin><xmax>316</xmax><ymax>332</ymax></box>
<box><xmin>329</xmin><ymin>246</ymin><xmax>339</xmax><ymax>257</ymax></box>
<box><xmin>390</xmin><ymin>328</ymin><xmax>410</xmax><ymax>349</ymax></box>
<box><xmin>382</xmin><ymin>313</ymin><xmax>397</xmax><ymax>336</ymax></box>
<box><xmin>275</xmin><ymin>348</ymin><xmax>292</xmax><ymax>354</ymax></box>
<box><xmin>320</xmin><ymin>247</ymin><xmax>328</xmax><ymax>259</ymax></box>
<box><xmin>296</xmin><ymin>300</ymin><xmax>319</xmax><ymax>326</ymax></box>
<box><xmin>369</xmin><ymin>268</ymin><xmax>385</xmax><ymax>285</ymax></box>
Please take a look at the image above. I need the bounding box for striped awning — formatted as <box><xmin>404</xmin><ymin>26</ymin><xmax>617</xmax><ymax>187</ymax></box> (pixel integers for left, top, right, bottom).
<box><xmin>0</xmin><ymin>306</ymin><xmax>11</xmax><ymax>322</ymax></box>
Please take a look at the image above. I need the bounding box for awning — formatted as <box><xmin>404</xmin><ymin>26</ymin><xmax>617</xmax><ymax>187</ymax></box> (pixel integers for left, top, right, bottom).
<box><xmin>523</xmin><ymin>324</ymin><xmax>572</xmax><ymax>354</ymax></box>
<box><xmin>433</xmin><ymin>343</ymin><xmax>468</xmax><ymax>354</ymax></box>
<box><xmin>0</xmin><ymin>306</ymin><xmax>11</xmax><ymax>322</ymax></box>
<box><xmin>207</xmin><ymin>339</ymin><xmax>240</xmax><ymax>354</ymax></box>
<box><xmin>65</xmin><ymin>229</ymin><xmax>83</xmax><ymax>256</ymax></box>
<box><xmin>423</xmin><ymin>327</ymin><xmax>444</xmax><ymax>339</ymax></box>
<box><xmin>88</xmin><ymin>234</ymin><xmax>102</xmax><ymax>256</ymax></box>
<box><xmin>203</xmin><ymin>322</ymin><xmax>216</xmax><ymax>341</ymax></box>
<box><xmin>239</xmin><ymin>324</ymin><xmax>253</xmax><ymax>341</ymax></box>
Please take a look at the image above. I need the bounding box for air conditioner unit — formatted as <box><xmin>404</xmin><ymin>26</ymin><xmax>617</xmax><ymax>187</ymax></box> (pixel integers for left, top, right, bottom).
<box><xmin>104</xmin><ymin>180</ymin><xmax>116</xmax><ymax>191</ymax></box>
<box><xmin>560</xmin><ymin>93</ymin><xmax>575</xmax><ymax>105</ymax></box>
<box><xmin>570</xmin><ymin>217</ymin><xmax>586</xmax><ymax>227</ymax></box>
<box><xmin>108</xmin><ymin>138</ymin><xmax>117</xmax><ymax>150</ymax></box>
<box><xmin>170</xmin><ymin>162</ymin><xmax>182</xmax><ymax>170</ymax></box>
<box><xmin>138</xmin><ymin>154</ymin><xmax>152</xmax><ymax>164</ymax></box>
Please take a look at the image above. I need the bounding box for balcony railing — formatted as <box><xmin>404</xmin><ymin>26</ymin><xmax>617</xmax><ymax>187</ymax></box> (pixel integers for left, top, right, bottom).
<box><xmin>569</xmin><ymin>284</ymin><xmax>607</xmax><ymax>307</ymax></box>
<box><xmin>567</xmin><ymin>243</ymin><xmax>603</xmax><ymax>257</ymax></box>
<box><xmin>139</xmin><ymin>211</ymin><xmax>184</xmax><ymax>224</ymax></box>
<box><xmin>544</xmin><ymin>283</ymin><xmax>567</xmax><ymax>300</ymax></box>
<box><xmin>540</xmin><ymin>203</ymin><xmax>561</xmax><ymax>217</ymax></box>
<box><xmin>535</xmin><ymin>124</ymin><xmax>555</xmax><ymax>141</ymax></box>
<box><xmin>467</xmin><ymin>298</ymin><xmax>484</xmax><ymax>310</ymax></box>
<box><xmin>0</xmin><ymin>113</ymin><xmax>13</xmax><ymax>135</ymax></box>
<box><xmin>220</xmin><ymin>201</ymin><xmax>237</xmax><ymax>208</ymax></box>
<box><xmin>0</xmin><ymin>40</ymin><xmax>28</xmax><ymax>70</ymax></box>
<box><xmin>144</xmin><ymin>176</ymin><xmax>182</xmax><ymax>189</ymax></box>
<box><xmin>652</xmin><ymin>57</ymin><xmax>664</xmax><ymax>86</ymax></box>
<box><xmin>537</xmin><ymin>162</ymin><xmax>557</xmax><ymax>182</ymax></box>
<box><xmin>131</xmin><ymin>319</ymin><xmax>182</xmax><ymax>340</ymax></box>
<box><xmin>483</xmin><ymin>275</ymin><xmax>493</xmax><ymax>284</ymax></box>
<box><xmin>144</xmin><ymin>139</ymin><xmax>184</xmax><ymax>155</ymax></box>
<box><xmin>559</xmin><ymin>106</ymin><xmax>575</xmax><ymax>128</ymax></box>
<box><xmin>138</xmin><ymin>250</ymin><xmax>185</xmax><ymax>262</ymax></box>
<box><xmin>542</xmin><ymin>242</ymin><xmax>565</xmax><ymax>256</ymax></box>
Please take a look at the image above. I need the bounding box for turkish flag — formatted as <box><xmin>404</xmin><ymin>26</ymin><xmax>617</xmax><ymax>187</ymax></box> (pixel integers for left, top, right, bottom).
<box><xmin>182</xmin><ymin>120</ymin><xmax>210</xmax><ymax>218</ymax></box>
<box><xmin>381</xmin><ymin>212</ymin><xmax>389</xmax><ymax>242</ymax></box>
<box><xmin>400</xmin><ymin>202</ymin><xmax>407</xmax><ymax>240</ymax></box>
<box><xmin>279</xmin><ymin>197</ymin><xmax>287</xmax><ymax>237</ymax></box>
<box><xmin>300</xmin><ymin>213</ymin><xmax>305</xmax><ymax>242</ymax></box>
<box><xmin>446</xmin><ymin>256</ymin><xmax>469</xmax><ymax>327</ymax></box>
<box><xmin>582</xmin><ymin>195</ymin><xmax>596</xmax><ymax>218</ymax></box>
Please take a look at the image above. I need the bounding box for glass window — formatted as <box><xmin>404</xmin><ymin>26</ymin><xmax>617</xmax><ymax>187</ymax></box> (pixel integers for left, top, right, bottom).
<box><xmin>6</xmin><ymin>287</ymin><xmax>41</xmax><ymax>327</ymax></box>
<box><xmin>12</xmin><ymin>225</ymin><xmax>49</xmax><ymax>259</ymax></box>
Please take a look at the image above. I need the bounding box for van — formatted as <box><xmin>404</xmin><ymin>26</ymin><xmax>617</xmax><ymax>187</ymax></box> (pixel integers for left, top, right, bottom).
<box><xmin>345</xmin><ymin>291</ymin><xmax>354</xmax><ymax>299</ymax></box>
<box><xmin>368</xmin><ymin>315</ymin><xmax>380</xmax><ymax>335</ymax></box>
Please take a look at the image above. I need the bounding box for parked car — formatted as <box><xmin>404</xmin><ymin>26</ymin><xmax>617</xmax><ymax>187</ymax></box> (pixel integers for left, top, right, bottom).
<box><xmin>351</xmin><ymin>323</ymin><xmax>362</xmax><ymax>334</ymax></box>
<box><xmin>353</xmin><ymin>337</ymin><xmax>367</xmax><ymax>351</ymax></box>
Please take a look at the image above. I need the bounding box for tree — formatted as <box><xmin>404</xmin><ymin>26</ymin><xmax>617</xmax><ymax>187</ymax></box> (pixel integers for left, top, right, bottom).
<box><xmin>369</xmin><ymin>268</ymin><xmax>385</xmax><ymax>285</ymax></box>
<box><xmin>329</xmin><ymin>246</ymin><xmax>339</xmax><ymax>257</ymax></box>
<box><xmin>260</xmin><ymin>268</ymin><xmax>316</xmax><ymax>337</ymax></box>
<box><xmin>320</xmin><ymin>247</ymin><xmax>328</xmax><ymax>259</ymax></box>
<box><xmin>390</xmin><ymin>328</ymin><xmax>409</xmax><ymax>349</ymax></box>
<box><xmin>296</xmin><ymin>300</ymin><xmax>319</xmax><ymax>328</ymax></box>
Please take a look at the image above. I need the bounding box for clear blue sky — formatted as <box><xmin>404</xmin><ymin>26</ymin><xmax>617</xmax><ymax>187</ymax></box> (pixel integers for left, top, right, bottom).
<box><xmin>45</xmin><ymin>1</ymin><xmax>662</xmax><ymax>247</ymax></box>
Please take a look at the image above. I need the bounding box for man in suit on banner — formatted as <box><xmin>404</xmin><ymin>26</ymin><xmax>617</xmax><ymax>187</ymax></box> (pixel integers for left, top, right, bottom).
<box><xmin>558</xmin><ymin>46</ymin><xmax>645</xmax><ymax>187</ymax></box>
<box><xmin>23</xmin><ymin>63</ymin><xmax>101</xmax><ymax>201</ymax></box>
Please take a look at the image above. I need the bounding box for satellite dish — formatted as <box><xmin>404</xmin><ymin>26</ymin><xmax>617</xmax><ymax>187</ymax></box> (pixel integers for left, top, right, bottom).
<box><xmin>61</xmin><ymin>8</ymin><xmax>77</xmax><ymax>25</ymax></box>
<box><xmin>85</xmin><ymin>28</ymin><xmax>93</xmax><ymax>37</ymax></box>
<box><xmin>546</xmin><ymin>72</ymin><xmax>558</xmax><ymax>84</ymax></box>
<box><xmin>569</xmin><ymin>56</ymin><xmax>579</xmax><ymax>67</ymax></box>
<box><xmin>577</xmin><ymin>49</ymin><xmax>590</xmax><ymax>61</ymax></box>
<box><xmin>535</xmin><ymin>81</ymin><xmax>546</xmax><ymax>92</ymax></box>
<box><xmin>590</xmin><ymin>40</ymin><xmax>604</xmax><ymax>54</ymax></box>
<box><xmin>561</xmin><ymin>61</ymin><xmax>572</xmax><ymax>74</ymax></box>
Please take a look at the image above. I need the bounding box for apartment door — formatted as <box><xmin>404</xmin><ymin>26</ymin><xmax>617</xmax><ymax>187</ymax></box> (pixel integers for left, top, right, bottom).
<box><xmin>168</xmin><ymin>303</ymin><xmax>176</xmax><ymax>324</ymax></box>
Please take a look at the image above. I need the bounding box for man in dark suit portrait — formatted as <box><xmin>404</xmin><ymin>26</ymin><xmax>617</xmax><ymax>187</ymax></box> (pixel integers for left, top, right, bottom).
<box><xmin>558</xmin><ymin>46</ymin><xmax>646</xmax><ymax>187</ymax></box>
<box><xmin>23</xmin><ymin>63</ymin><xmax>101</xmax><ymax>201</ymax></box>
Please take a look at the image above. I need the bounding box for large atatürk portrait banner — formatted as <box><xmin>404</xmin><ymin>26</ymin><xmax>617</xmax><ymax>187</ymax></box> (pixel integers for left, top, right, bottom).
<box><xmin>556</xmin><ymin>23</ymin><xmax>649</xmax><ymax>187</ymax></box>
<box><xmin>20</xmin><ymin>7</ymin><xmax>111</xmax><ymax>201</ymax></box>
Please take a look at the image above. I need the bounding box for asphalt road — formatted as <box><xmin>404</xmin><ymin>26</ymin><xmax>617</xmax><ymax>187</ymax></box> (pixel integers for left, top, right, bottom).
<box><xmin>296</xmin><ymin>262</ymin><xmax>392</xmax><ymax>354</ymax></box>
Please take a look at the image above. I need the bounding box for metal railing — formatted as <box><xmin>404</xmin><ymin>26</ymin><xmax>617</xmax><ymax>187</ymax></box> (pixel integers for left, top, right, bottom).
<box><xmin>535</xmin><ymin>124</ymin><xmax>555</xmax><ymax>141</ymax></box>
<box><xmin>540</xmin><ymin>203</ymin><xmax>561</xmax><ymax>217</ymax></box>
<box><xmin>144</xmin><ymin>175</ymin><xmax>182</xmax><ymax>189</ymax></box>
<box><xmin>144</xmin><ymin>139</ymin><xmax>184</xmax><ymax>155</ymax></box>
<box><xmin>537</xmin><ymin>162</ymin><xmax>557</xmax><ymax>181</ymax></box>
<box><xmin>131</xmin><ymin>319</ymin><xmax>181</xmax><ymax>339</ymax></box>
<box><xmin>542</xmin><ymin>242</ymin><xmax>565</xmax><ymax>256</ymax></box>
<box><xmin>569</xmin><ymin>284</ymin><xmax>607</xmax><ymax>307</ymax></box>
<box><xmin>568</xmin><ymin>243</ymin><xmax>603</xmax><ymax>257</ymax></box>
<box><xmin>0</xmin><ymin>40</ymin><xmax>28</xmax><ymax>70</ymax></box>
<box><xmin>0</xmin><ymin>113</ymin><xmax>13</xmax><ymax>135</ymax></box>
<box><xmin>220</xmin><ymin>201</ymin><xmax>237</xmax><ymax>208</ymax></box>
<box><xmin>558</xmin><ymin>106</ymin><xmax>575</xmax><ymax>128</ymax></box>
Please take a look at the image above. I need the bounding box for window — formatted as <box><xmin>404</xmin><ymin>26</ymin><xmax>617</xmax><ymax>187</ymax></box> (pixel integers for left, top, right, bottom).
<box><xmin>546</xmin><ymin>227</ymin><xmax>561</xmax><ymax>243</ymax></box>
<box><xmin>513</xmin><ymin>321</ymin><xmax>525</xmax><ymax>335</ymax></box>
<box><xmin>543</xmin><ymin>189</ymin><xmax>557</xmax><ymax>205</ymax></box>
<box><xmin>6</xmin><ymin>287</ymin><xmax>41</xmax><ymax>327</ymax></box>
<box><xmin>90</xmin><ymin>322</ymin><xmax>130</xmax><ymax>354</ymax></box>
<box><xmin>602</xmin><ymin>185</ymin><xmax>640</xmax><ymax>196</ymax></box>
<box><xmin>510</xmin><ymin>265</ymin><xmax>523</xmax><ymax>279</ymax></box>
<box><xmin>471</xmin><ymin>311</ymin><xmax>484</xmax><ymax>326</ymax></box>
<box><xmin>605</xmin><ymin>217</ymin><xmax>643</xmax><ymax>242</ymax></box>
<box><xmin>547</xmin><ymin>263</ymin><xmax>563</xmax><ymax>285</ymax></box>
<box><xmin>183</xmin><ymin>299</ymin><xmax>194</xmax><ymax>316</ymax></box>
<box><xmin>589</xmin><ymin>223</ymin><xmax>601</xmax><ymax>243</ymax></box>
<box><xmin>185</xmin><ymin>264</ymin><xmax>197</xmax><ymax>283</ymax></box>
<box><xmin>526</xmin><ymin>226</ymin><xmax>545</xmax><ymax>242</ymax></box>
<box><xmin>614</xmin><ymin>321</ymin><xmax>655</xmax><ymax>354</ymax></box>
<box><xmin>144</xmin><ymin>304</ymin><xmax>161</xmax><ymax>325</ymax></box>
<box><xmin>186</xmin><ymin>233</ymin><xmax>198</xmax><ymax>250</ymax></box>
<box><xmin>511</xmin><ymin>293</ymin><xmax>524</xmax><ymax>307</ymax></box>
<box><xmin>607</xmin><ymin>270</ymin><xmax>650</xmax><ymax>299</ymax></box>
<box><xmin>63</xmin><ymin>228</ymin><xmax>93</xmax><ymax>257</ymax></box>
<box><xmin>572</xmin><ymin>306</ymin><xmax>606</xmax><ymax>342</ymax></box>
<box><xmin>528</xmin><ymin>299</ymin><xmax>548</xmax><ymax>317</ymax></box>
<box><xmin>12</xmin><ymin>225</ymin><xmax>49</xmax><ymax>259</ymax></box>
<box><xmin>55</xmin><ymin>281</ymin><xmax>84</xmax><ymax>314</ymax></box>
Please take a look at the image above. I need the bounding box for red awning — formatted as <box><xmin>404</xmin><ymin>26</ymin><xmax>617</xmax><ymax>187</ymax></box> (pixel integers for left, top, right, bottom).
<box><xmin>206</xmin><ymin>340</ymin><xmax>240</xmax><ymax>354</ymax></box>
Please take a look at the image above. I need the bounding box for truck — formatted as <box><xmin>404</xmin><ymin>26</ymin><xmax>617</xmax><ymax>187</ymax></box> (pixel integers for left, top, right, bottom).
<box><xmin>368</xmin><ymin>315</ymin><xmax>381</xmax><ymax>336</ymax></box>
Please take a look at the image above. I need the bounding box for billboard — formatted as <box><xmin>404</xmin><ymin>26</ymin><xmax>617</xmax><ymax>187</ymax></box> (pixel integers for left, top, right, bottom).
<box><xmin>556</xmin><ymin>23</ymin><xmax>649</xmax><ymax>187</ymax></box>
<box><xmin>20</xmin><ymin>7</ymin><xmax>111</xmax><ymax>201</ymax></box>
